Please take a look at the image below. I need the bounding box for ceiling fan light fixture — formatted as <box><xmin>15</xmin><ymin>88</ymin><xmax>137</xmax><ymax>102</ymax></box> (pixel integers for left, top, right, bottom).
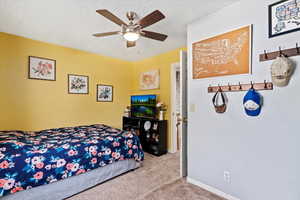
<box><xmin>94</xmin><ymin>9</ymin><xmax>167</xmax><ymax>47</ymax></box>
<box><xmin>123</xmin><ymin>32</ymin><xmax>140</xmax><ymax>42</ymax></box>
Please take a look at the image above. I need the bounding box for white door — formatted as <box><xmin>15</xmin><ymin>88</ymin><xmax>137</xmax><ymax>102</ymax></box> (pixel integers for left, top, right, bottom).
<box><xmin>179</xmin><ymin>50</ymin><xmax>188</xmax><ymax>177</ymax></box>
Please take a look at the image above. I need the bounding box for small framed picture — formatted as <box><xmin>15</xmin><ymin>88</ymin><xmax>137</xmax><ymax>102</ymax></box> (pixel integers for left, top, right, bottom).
<box><xmin>97</xmin><ymin>84</ymin><xmax>113</xmax><ymax>102</ymax></box>
<box><xmin>269</xmin><ymin>0</ymin><xmax>300</xmax><ymax>38</ymax></box>
<box><xmin>140</xmin><ymin>69</ymin><xmax>160</xmax><ymax>90</ymax></box>
<box><xmin>68</xmin><ymin>74</ymin><xmax>89</xmax><ymax>94</ymax></box>
<box><xmin>28</xmin><ymin>56</ymin><xmax>56</xmax><ymax>81</ymax></box>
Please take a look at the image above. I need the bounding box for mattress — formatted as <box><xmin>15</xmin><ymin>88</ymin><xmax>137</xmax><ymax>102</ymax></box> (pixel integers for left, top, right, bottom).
<box><xmin>0</xmin><ymin>124</ymin><xmax>144</xmax><ymax>198</ymax></box>
<box><xmin>1</xmin><ymin>159</ymin><xmax>140</xmax><ymax>200</ymax></box>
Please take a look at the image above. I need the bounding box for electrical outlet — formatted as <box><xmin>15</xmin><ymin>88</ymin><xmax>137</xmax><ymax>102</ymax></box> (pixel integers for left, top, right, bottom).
<box><xmin>224</xmin><ymin>171</ymin><xmax>230</xmax><ymax>183</ymax></box>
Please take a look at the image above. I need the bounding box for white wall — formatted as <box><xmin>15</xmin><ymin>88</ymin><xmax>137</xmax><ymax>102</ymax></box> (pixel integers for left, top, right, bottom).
<box><xmin>187</xmin><ymin>0</ymin><xmax>300</xmax><ymax>200</ymax></box>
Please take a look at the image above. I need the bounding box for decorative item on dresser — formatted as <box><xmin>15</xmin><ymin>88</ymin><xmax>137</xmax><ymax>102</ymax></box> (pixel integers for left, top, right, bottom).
<box><xmin>123</xmin><ymin>116</ymin><xmax>167</xmax><ymax>156</ymax></box>
<box><xmin>156</xmin><ymin>102</ymin><xmax>167</xmax><ymax>120</ymax></box>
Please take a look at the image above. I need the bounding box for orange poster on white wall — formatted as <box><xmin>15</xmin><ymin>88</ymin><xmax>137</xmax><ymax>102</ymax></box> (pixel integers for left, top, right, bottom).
<box><xmin>192</xmin><ymin>25</ymin><xmax>252</xmax><ymax>79</ymax></box>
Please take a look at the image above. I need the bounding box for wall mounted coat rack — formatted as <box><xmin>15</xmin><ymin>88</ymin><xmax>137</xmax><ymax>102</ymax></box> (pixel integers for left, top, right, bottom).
<box><xmin>259</xmin><ymin>43</ymin><xmax>300</xmax><ymax>62</ymax></box>
<box><xmin>208</xmin><ymin>81</ymin><xmax>273</xmax><ymax>93</ymax></box>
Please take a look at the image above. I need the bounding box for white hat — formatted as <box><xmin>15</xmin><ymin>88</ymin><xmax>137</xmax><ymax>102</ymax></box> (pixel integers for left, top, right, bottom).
<box><xmin>271</xmin><ymin>56</ymin><xmax>293</xmax><ymax>87</ymax></box>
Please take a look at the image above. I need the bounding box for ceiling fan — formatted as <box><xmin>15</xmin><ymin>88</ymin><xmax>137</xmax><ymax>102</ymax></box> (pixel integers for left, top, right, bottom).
<box><xmin>93</xmin><ymin>9</ymin><xmax>168</xmax><ymax>48</ymax></box>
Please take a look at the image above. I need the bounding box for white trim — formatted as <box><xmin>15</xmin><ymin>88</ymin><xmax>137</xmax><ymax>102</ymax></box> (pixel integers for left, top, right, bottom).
<box><xmin>170</xmin><ymin>62</ymin><xmax>180</xmax><ymax>154</ymax></box>
<box><xmin>179</xmin><ymin>50</ymin><xmax>188</xmax><ymax>177</ymax></box>
<box><xmin>187</xmin><ymin>177</ymin><xmax>241</xmax><ymax>200</ymax></box>
<box><xmin>168</xmin><ymin>149</ymin><xmax>176</xmax><ymax>154</ymax></box>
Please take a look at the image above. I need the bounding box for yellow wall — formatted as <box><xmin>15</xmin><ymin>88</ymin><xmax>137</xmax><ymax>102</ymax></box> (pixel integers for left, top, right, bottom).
<box><xmin>0</xmin><ymin>32</ymin><xmax>185</xmax><ymax>150</ymax></box>
<box><xmin>0</xmin><ymin>32</ymin><xmax>132</xmax><ymax>130</ymax></box>
<box><xmin>131</xmin><ymin>47</ymin><xmax>186</xmax><ymax>149</ymax></box>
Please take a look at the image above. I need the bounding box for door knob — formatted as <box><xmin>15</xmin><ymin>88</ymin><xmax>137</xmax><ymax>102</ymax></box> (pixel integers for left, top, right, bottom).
<box><xmin>177</xmin><ymin>116</ymin><xmax>187</xmax><ymax>123</ymax></box>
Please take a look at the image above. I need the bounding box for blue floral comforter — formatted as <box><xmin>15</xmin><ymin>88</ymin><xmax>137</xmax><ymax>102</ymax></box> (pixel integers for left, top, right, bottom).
<box><xmin>0</xmin><ymin>124</ymin><xmax>144</xmax><ymax>197</ymax></box>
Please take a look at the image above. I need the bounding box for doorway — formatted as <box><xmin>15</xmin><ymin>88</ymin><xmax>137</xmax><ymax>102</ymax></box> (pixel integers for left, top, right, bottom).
<box><xmin>171</xmin><ymin>63</ymin><xmax>180</xmax><ymax>152</ymax></box>
<box><xmin>170</xmin><ymin>50</ymin><xmax>188</xmax><ymax>177</ymax></box>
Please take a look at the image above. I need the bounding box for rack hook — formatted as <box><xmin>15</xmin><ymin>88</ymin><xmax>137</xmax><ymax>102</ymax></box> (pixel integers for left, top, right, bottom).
<box><xmin>218</xmin><ymin>84</ymin><xmax>222</xmax><ymax>91</ymax></box>
<box><xmin>296</xmin><ymin>43</ymin><xmax>300</xmax><ymax>54</ymax></box>
<box><xmin>278</xmin><ymin>46</ymin><xmax>286</xmax><ymax>57</ymax></box>
<box><xmin>250</xmin><ymin>81</ymin><xmax>254</xmax><ymax>89</ymax></box>
<box><xmin>208</xmin><ymin>85</ymin><xmax>213</xmax><ymax>92</ymax></box>
<box><xmin>264</xmin><ymin>80</ymin><xmax>267</xmax><ymax>89</ymax></box>
<box><xmin>279</xmin><ymin>46</ymin><xmax>283</xmax><ymax>57</ymax></box>
<box><xmin>264</xmin><ymin>50</ymin><xmax>268</xmax><ymax>59</ymax></box>
<box><xmin>238</xmin><ymin>82</ymin><xmax>242</xmax><ymax>90</ymax></box>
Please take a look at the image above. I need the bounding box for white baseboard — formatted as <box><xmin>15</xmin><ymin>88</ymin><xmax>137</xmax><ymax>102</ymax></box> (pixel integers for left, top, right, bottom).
<box><xmin>187</xmin><ymin>177</ymin><xmax>240</xmax><ymax>200</ymax></box>
<box><xmin>168</xmin><ymin>149</ymin><xmax>177</xmax><ymax>154</ymax></box>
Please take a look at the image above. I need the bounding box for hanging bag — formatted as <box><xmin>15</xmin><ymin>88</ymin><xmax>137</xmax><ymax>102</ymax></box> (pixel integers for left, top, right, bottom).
<box><xmin>212</xmin><ymin>89</ymin><xmax>227</xmax><ymax>114</ymax></box>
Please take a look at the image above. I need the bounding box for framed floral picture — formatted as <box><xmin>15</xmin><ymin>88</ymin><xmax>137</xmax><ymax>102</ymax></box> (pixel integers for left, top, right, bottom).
<box><xmin>28</xmin><ymin>56</ymin><xmax>56</xmax><ymax>81</ymax></box>
<box><xmin>97</xmin><ymin>84</ymin><xmax>113</xmax><ymax>102</ymax></box>
<box><xmin>269</xmin><ymin>0</ymin><xmax>300</xmax><ymax>38</ymax></box>
<box><xmin>68</xmin><ymin>74</ymin><xmax>89</xmax><ymax>94</ymax></box>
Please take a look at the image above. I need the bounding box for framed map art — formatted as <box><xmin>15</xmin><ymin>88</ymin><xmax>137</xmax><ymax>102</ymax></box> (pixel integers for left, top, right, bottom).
<box><xmin>192</xmin><ymin>25</ymin><xmax>252</xmax><ymax>79</ymax></box>
<box><xmin>269</xmin><ymin>0</ymin><xmax>300</xmax><ymax>38</ymax></box>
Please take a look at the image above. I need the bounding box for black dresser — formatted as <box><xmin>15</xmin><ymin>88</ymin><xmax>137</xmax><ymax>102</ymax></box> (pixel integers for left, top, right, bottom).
<box><xmin>122</xmin><ymin>116</ymin><xmax>167</xmax><ymax>156</ymax></box>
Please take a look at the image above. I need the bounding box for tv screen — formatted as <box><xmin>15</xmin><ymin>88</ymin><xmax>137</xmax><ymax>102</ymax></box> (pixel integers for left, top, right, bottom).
<box><xmin>131</xmin><ymin>95</ymin><xmax>157</xmax><ymax>118</ymax></box>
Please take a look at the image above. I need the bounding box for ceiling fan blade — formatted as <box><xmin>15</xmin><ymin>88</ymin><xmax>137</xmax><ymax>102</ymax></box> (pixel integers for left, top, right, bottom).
<box><xmin>138</xmin><ymin>10</ymin><xmax>165</xmax><ymax>28</ymax></box>
<box><xmin>96</xmin><ymin>9</ymin><xmax>127</xmax><ymax>26</ymax></box>
<box><xmin>141</xmin><ymin>30</ymin><xmax>168</xmax><ymax>41</ymax></box>
<box><xmin>127</xmin><ymin>41</ymin><xmax>136</xmax><ymax>48</ymax></box>
<box><xmin>93</xmin><ymin>31</ymin><xmax>120</xmax><ymax>37</ymax></box>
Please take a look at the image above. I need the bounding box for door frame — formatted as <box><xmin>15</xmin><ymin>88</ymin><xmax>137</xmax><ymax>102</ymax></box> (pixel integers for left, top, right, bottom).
<box><xmin>179</xmin><ymin>50</ymin><xmax>188</xmax><ymax>177</ymax></box>
<box><xmin>170</xmin><ymin>50</ymin><xmax>188</xmax><ymax>177</ymax></box>
<box><xmin>170</xmin><ymin>62</ymin><xmax>180</xmax><ymax>153</ymax></box>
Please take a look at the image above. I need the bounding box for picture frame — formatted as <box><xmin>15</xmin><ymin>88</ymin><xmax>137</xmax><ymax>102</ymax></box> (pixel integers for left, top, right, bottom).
<box><xmin>140</xmin><ymin>69</ymin><xmax>160</xmax><ymax>90</ymax></box>
<box><xmin>269</xmin><ymin>0</ymin><xmax>300</xmax><ymax>38</ymax></box>
<box><xmin>97</xmin><ymin>84</ymin><xmax>113</xmax><ymax>102</ymax></box>
<box><xmin>68</xmin><ymin>74</ymin><xmax>89</xmax><ymax>94</ymax></box>
<box><xmin>28</xmin><ymin>56</ymin><xmax>56</xmax><ymax>81</ymax></box>
<box><xmin>192</xmin><ymin>25</ymin><xmax>252</xmax><ymax>79</ymax></box>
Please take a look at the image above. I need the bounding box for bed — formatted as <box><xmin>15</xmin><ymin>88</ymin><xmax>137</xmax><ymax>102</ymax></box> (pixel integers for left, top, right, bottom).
<box><xmin>0</xmin><ymin>124</ymin><xmax>144</xmax><ymax>199</ymax></box>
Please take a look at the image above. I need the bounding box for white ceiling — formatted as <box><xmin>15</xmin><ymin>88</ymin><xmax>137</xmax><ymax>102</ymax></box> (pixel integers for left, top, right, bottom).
<box><xmin>0</xmin><ymin>0</ymin><xmax>238</xmax><ymax>61</ymax></box>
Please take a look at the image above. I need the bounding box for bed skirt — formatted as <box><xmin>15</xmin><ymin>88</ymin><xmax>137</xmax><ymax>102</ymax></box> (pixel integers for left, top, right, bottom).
<box><xmin>1</xmin><ymin>159</ymin><xmax>140</xmax><ymax>200</ymax></box>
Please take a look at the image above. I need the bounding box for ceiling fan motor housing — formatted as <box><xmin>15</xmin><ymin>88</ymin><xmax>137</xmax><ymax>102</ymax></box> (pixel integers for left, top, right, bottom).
<box><xmin>126</xmin><ymin>11</ymin><xmax>137</xmax><ymax>21</ymax></box>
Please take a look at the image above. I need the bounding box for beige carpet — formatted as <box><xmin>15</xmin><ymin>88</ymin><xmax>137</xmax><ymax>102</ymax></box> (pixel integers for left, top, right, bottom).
<box><xmin>68</xmin><ymin>153</ymin><xmax>226</xmax><ymax>200</ymax></box>
<box><xmin>141</xmin><ymin>179</ymin><xmax>227</xmax><ymax>200</ymax></box>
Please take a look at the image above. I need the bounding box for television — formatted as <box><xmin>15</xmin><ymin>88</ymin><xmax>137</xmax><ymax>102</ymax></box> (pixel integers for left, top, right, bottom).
<box><xmin>131</xmin><ymin>95</ymin><xmax>157</xmax><ymax>118</ymax></box>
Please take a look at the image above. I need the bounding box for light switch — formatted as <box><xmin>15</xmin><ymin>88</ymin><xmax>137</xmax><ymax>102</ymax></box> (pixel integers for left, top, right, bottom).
<box><xmin>190</xmin><ymin>104</ymin><xmax>196</xmax><ymax>112</ymax></box>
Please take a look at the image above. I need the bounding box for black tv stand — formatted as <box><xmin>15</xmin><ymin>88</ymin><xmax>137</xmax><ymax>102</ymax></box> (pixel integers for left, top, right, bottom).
<box><xmin>122</xmin><ymin>116</ymin><xmax>167</xmax><ymax>156</ymax></box>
